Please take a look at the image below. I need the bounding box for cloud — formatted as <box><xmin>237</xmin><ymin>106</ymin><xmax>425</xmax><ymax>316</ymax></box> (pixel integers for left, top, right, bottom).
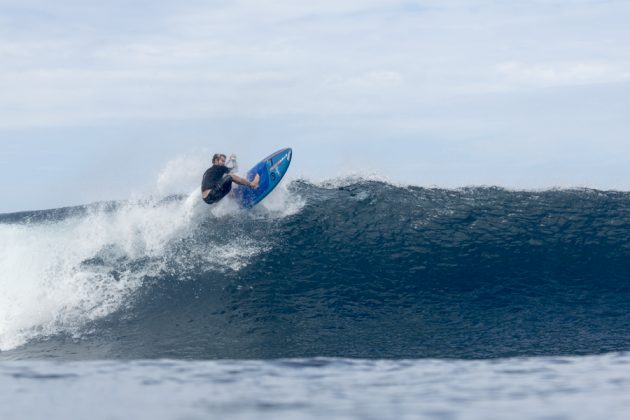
<box><xmin>0</xmin><ymin>0</ymin><xmax>629</xmax><ymax>129</ymax></box>
<box><xmin>328</xmin><ymin>71</ymin><xmax>405</xmax><ymax>90</ymax></box>
<box><xmin>497</xmin><ymin>61</ymin><xmax>630</xmax><ymax>87</ymax></box>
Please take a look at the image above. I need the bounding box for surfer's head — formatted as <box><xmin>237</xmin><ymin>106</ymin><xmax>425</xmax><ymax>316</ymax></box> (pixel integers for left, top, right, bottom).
<box><xmin>212</xmin><ymin>153</ymin><xmax>227</xmax><ymax>165</ymax></box>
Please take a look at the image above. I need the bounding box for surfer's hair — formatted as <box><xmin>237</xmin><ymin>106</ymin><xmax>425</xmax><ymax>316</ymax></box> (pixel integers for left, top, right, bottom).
<box><xmin>212</xmin><ymin>153</ymin><xmax>226</xmax><ymax>164</ymax></box>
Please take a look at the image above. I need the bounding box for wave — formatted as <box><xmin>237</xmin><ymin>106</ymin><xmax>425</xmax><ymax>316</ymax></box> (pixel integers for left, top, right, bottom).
<box><xmin>1</xmin><ymin>179</ymin><xmax>630</xmax><ymax>360</ymax></box>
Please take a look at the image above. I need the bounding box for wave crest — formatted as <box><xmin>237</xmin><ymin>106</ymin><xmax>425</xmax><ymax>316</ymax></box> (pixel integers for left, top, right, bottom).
<box><xmin>2</xmin><ymin>181</ymin><xmax>630</xmax><ymax>359</ymax></box>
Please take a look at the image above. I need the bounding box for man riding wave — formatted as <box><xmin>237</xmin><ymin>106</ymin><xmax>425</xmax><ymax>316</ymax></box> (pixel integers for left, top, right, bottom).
<box><xmin>201</xmin><ymin>153</ymin><xmax>259</xmax><ymax>205</ymax></box>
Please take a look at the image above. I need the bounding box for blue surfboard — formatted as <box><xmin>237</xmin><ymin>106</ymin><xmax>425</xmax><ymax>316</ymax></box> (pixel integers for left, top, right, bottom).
<box><xmin>232</xmin><ymin>148</ymin><xmax>292</xmax><ymax>208</ymax></box>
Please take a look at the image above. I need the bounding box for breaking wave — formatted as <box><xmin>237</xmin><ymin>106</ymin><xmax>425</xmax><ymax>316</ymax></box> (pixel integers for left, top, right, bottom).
<box><xmin>2</xmin><ymin>179</ymin><xmax>630</xmax><ymax>360</ymax></box>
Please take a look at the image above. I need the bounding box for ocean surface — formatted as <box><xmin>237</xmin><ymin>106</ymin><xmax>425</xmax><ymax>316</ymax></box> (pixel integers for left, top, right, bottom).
<box><xmin>2</xmin><ymin>179</ymin><xmax>630</xmax><ymax>418</ymax></box>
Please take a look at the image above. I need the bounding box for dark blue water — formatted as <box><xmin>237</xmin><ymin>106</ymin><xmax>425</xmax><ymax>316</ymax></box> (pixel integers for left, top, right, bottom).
<box><xmin>1</xmin><ymin>181</ymin><xmax>630</xmax><ymax>360</ymax></box>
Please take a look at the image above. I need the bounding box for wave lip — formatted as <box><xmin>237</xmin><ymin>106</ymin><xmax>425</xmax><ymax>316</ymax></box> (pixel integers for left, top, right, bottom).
<box><xmin>2</xmin><ymin>181</ymin><xmax>630</xmax><ymax>359</ymax></box>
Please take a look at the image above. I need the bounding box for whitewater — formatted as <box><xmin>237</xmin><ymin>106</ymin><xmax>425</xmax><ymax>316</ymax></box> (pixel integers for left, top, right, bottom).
<box><xmin>0</xmin><ymin>181</ymin><xmax>303</xmax><ymax>353</ymax></box>
<box><xmin>2</xmin><ymin>172</ymin><xmax>630</xmax><ymax>419</ymax></box>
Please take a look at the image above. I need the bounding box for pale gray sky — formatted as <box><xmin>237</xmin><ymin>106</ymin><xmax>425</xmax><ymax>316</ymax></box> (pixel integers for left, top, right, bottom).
<box><xmin>1</xmin><ymin>0</ymin><xmax>629</xmax><ymax>212</ymax></box>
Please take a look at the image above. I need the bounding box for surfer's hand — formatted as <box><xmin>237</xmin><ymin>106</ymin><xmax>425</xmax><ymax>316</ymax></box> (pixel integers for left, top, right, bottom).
<box><xmin>250</xmin><ymin>174</ymin><xmax>260</xmax><ymax>189</ymax></box>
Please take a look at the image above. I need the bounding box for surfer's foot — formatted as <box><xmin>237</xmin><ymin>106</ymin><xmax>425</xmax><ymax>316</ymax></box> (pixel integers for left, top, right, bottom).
<box><xmin>250</xmin><ymin>174</ymin><xmax>260</xmax><ymax>189</ymax></box>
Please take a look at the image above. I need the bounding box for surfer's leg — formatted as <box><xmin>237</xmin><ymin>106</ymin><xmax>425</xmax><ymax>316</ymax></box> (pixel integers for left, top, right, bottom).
<box><xmin>203</xmin><ymin>176</ymin><xmax>233</xmax><ymax>205</ymax></box>
<box><xmin>218</xmin><ymin>175</ymin><xmax>233</xmax><ymax>195</ymax></box>
<box><xmin>231</xmin><ymin>174</ymin><xmax>260</xmax><ymax>189</ymax></box>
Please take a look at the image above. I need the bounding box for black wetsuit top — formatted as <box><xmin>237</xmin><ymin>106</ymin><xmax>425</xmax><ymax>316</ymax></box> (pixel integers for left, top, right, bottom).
<box><xmin>202</xmin><ymin>166</ymin><xmax>230</xmax><ymax>191</ymax></box>
<box><xmin>201</xmin><ymin>165</ymin><xmax>232</xmax><ymax>204</ymax></box>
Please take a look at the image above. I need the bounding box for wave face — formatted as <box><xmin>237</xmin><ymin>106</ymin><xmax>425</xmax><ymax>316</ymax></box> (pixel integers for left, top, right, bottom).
<box><xmin>2</xmin><ymin>181</ymin><xmax>630</xmax><ymax>360</ymax></box>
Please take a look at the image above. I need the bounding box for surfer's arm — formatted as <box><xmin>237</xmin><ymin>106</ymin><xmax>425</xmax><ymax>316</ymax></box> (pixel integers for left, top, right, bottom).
<box><xmin>226</xmin><ymin>155</ymin><xmax>238</xmax><ymax>172</ymax></box>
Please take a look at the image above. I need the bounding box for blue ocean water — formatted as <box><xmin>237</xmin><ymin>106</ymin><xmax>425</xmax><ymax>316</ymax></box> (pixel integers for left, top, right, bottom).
<box><xmin>3</xmin><ymin>355</ymin><xmax>630</xmax><ymax>419</ymax></box>
<box><xmin>2</xmin><ymin>179</ymin><xmax>630</xmax><ymax>418</ymax></box>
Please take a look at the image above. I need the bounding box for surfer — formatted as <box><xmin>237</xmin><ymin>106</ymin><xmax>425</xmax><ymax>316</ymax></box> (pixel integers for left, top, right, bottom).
<box><xmin>201</xmin><ymin>153</ymin><xmax>260</xmax><ymax>205</ymax></box>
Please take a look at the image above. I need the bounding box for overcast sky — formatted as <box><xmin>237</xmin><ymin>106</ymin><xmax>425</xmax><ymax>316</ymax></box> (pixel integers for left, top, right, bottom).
<box><xmin>1</xmin><ymin>0</ymin><xmax>629</xmax><ymax>212</ymax></box>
